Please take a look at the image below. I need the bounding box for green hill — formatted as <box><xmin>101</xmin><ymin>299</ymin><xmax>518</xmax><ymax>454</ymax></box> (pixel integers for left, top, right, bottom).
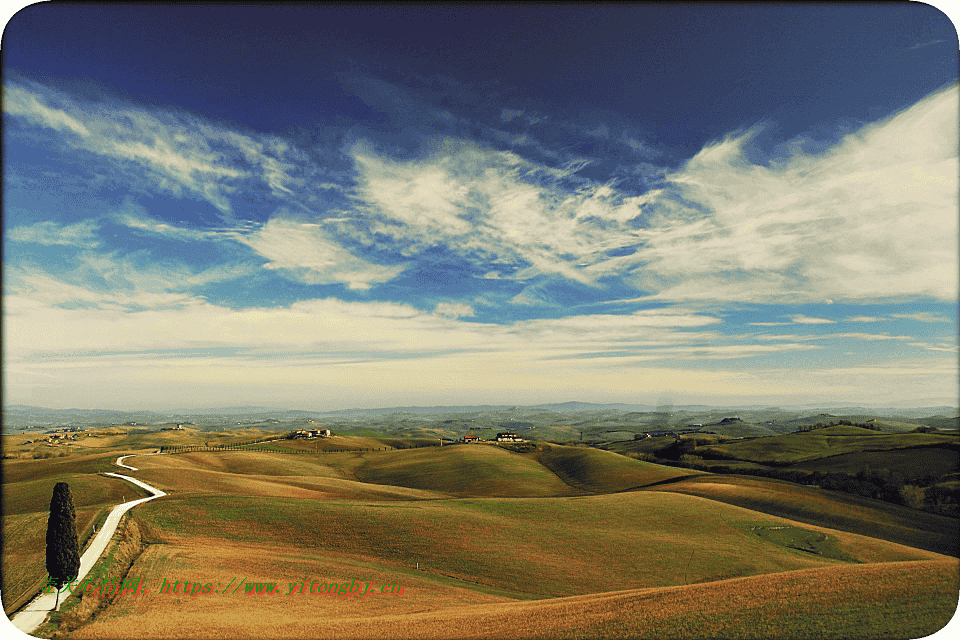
<box><xmin>353</xmin><ymin>445</ymin><xmax>580</xmax><ymax>497</ymax></box>
<box><xmin>532</xmin><ymin>443</ymin><xmax>698</xmax><ymax>492</ymax></box>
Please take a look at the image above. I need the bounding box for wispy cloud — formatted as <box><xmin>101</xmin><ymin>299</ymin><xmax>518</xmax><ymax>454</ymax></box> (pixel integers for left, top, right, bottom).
<box><xmin>891</xmin><ymin>312</ymin><xmax>950</xmax><ymax>323</ymax></box>
<box><xmin>791</xmin><ymin>315</ymin><xmax>836</xmax><ymax>325</ymax></box>
<box><xmin>908</xmin><ymin>341</ymin><xmax>958</xmax><ymax>353</ymax></box>
<box><xmin>230</xmin><ymin>216</ymin><xmax>405</xmax><ymax>290</ymax></box>
<box><xmin>8</xmin><ymin>220</ymin><xmax>100</xmax><ymax>246</ymax></box>
<box><xmin>756</xmin><ymin>332</ymin><xmax>913</xmax><ymax>342</ymax></box>
<box><xmin>3</xmin><ymin>81</ymin><xmax>313</xmax><ymax>216</ymax></box>
<box><xmin>907</xmin><ymin>40</ymin><xmax>947</xmax><ymax>51</ymax></box>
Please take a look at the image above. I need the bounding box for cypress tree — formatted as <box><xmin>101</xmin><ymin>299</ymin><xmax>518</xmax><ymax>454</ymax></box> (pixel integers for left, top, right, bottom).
<box><xmin>46</xmin><ymin>482</ymin><xmax>81</xmax><ymax>608</ymax></box>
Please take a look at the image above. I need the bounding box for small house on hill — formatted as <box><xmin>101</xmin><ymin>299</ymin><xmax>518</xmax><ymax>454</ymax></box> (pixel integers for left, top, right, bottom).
<box><xmin>294</xmin><ymin>428</ymin><xmax>331</xmax><ymax>438</ymax></box>
<box><xmin>462</xmin><ymin>434</ymin><xmax>481</xmax><ymax>443</ymax></box>
<box><xmin>496</xmin><ymin>432</ymin><xmax>523</xmax><ymax>442</ymax></box>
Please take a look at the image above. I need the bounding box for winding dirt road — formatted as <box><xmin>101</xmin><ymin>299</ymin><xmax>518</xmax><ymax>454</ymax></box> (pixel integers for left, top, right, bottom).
<box><xmin>8</xmin><ymin>453</ymin><xmax>166</xmax><ymax>636</ymax></box>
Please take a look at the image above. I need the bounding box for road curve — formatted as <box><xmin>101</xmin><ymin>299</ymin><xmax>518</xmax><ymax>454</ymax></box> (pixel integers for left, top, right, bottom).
<box><xmin>115</xmin><ymin>455</ymin><xmax>138</xmax><ymax>471</ymax></box>
<box><xmin>8</xmin><ymin>454</ymin><xmax>165</xmax><ymax>636</ymax></box>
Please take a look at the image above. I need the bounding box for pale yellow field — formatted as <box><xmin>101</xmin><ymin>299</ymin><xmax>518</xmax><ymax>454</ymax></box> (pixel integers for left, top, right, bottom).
<box><xmin>70</xmin><ymin>558</ymin><xmax>959</xmax><ymax>640</ymax></box>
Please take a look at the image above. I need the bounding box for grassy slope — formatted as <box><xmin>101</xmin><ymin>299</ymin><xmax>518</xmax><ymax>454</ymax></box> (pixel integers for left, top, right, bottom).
<box><xmin>531</xmin><ymin>444</ymin><xmax>699</xmax><ymax>492</ymax></box>
<box><xmin>352</xmin><ymin>445</ymin><xmax>581</xmax><ymax>497</ymax></box>
<box><xmin>647</xmin><ymin>474</ymin><xmax>959</xmax><ymax>557</ymax></box>
<box><xmin>71</xmin><ymin>557</ymin><xmax>959</xmax><ymax>640</ymax></box>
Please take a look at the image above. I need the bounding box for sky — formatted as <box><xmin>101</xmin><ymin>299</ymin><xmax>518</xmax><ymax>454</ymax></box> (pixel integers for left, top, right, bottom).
<box><xmin>3</xmin><ymin>4</ymin><xmax>958</xmax><ymax>411</ymax></box>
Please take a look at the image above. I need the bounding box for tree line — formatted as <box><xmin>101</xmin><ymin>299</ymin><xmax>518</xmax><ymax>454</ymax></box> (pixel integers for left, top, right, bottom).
<box><xmin>159</xmin><ymin>443</ymin><xmax>442</xmax><ymax>454</ymax></box>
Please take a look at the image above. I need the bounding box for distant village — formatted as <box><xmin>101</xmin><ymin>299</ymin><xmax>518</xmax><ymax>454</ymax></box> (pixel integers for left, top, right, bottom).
<box><xmin>462</xmin><ymin>431</ymin><xmax>524</xmax><ymax>443</ymax></box>
<box><xmin>289</xmin><ymin>427</ymin><xmax>332</xmax><ymax>439</ymax></box>
<box><xmin>22</xmin><ymin>427</ymin><xmax>84</xmax><ymax>445</ymax></box>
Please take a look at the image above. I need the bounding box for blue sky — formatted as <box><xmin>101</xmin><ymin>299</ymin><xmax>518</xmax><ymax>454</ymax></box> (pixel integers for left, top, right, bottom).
<box><xmin>3</xmin><ymin>4</ymin><xmax>958</xmax><ymax>410</ymax></box>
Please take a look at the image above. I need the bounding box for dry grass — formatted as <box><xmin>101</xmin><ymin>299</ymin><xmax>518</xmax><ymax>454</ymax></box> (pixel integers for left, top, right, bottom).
<box><xmin>133</xmin><ymin>451</ymin><xmax>350</xmax><ymax>479</ymax></box>
<box><xmin>132</xmin><ymin>466</ymin><xmax>448</xmax><ymax>502</ymax></box>
<box><xmin>68</xmin><ymin>559</ymin><xmax>959</xmax><ymax>639</ymax></box>
<box><xmin>68</xmin><ymin>535</ymin><xmax>517</xmax><ymax>640</ymax></box>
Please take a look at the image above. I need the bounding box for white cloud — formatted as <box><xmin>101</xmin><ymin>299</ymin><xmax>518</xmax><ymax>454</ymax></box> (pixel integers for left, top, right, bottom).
<box><xmin>8</xmin><ymin>220</ymin><xmax>99</xmax><ymax>246</ymax></box>
<box><xmin>231</xmin><ymin>216</ymin><xmax>405</xmax><ymax>290</ymax></box>
<box><xmin>4</xmin><ymin>271</ymin><xmax>726</xmax><ymax>366</ymax></box>
<box><xmin>344</xmin><ymin>90</ymin><xmax>957</xmax><ymax>304</ymax></box>
<box><xmin>791</xmin><ymin>315</ymin><xmax>836</xmax><ymax>325</ymax></box>
<box><xmin>114</xmin><ymin>199</ymin><xmax>224</xmax><ymax>242</ymax></box>
<box><xmin>756</xmin><ymin>332</ymin><xmax>912</xmax><ymax>342</ymax></box>
<box><xmin>846</xmin><ymin>316</ymin><xmax>883</xmax><ymax>323</ymax></box>
<box><xmin>5</xmin><ymin>248</ymin><xmax>251</xmax><ymax>314</ymax></box>
<box><xmin>434</xmin><ymin>302</ymin><xmax>475</xmax><ymax>318</ymax></box>
<box><xmin>3</xmin><ymin>85</ymin><xmax>89</xmax><ymax>136</ymax></box>
<box><xmin>5</xmin><ymin>269</ymin><xmax>954</xmax><ymax>408</ymax></box>
<box><xmin>891</xmin><ymin>312</ymin><xmax>950</xmax><ymax>323</ymax></box>
<box><xmin>908</xmin><ymin>341</ymin><xmax>959</xmax><ymax>353</ymax></box>
<box><xmin>4</xmin><ymin>81</ymin><xmax>309</xmax><ymax>215</ymax></box>
<box><xmin>636</xmin><ymin>85</ymin><xmax>959</xmax><ymax>303</ymax></box>
<box><xmin>349</xmin><ymin>138</ymin><xmax>646</xmax><ymax>286</ymax></box>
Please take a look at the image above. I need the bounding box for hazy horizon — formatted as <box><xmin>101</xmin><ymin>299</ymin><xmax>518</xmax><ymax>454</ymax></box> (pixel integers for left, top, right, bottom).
<box><xmin>6</xmin><ymin>397</ymin><xmax>959</xmax><ymax>416</ymax></box>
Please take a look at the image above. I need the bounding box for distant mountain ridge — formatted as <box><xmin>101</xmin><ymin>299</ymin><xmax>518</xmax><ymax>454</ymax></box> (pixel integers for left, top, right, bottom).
<box><xmin>5</xmin><ymin>401</ymin><xmax>956</xmax><ymax>423</ymax></box>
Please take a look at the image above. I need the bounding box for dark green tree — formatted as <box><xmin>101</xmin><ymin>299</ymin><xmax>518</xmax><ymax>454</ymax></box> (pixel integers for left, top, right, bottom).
<box><xmin>45</xmin><ymin>482</ymin><xmax>81</xmax><ymax>609</ymax></box>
